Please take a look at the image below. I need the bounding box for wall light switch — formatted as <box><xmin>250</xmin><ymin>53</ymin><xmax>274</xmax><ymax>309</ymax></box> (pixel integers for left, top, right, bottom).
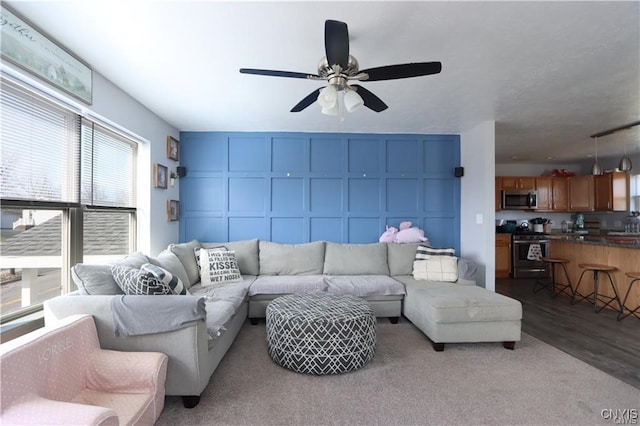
<box><xmin>475</xmin><ymin>213</ymin><xmax>483</xmax><ymax>225</ymax></box>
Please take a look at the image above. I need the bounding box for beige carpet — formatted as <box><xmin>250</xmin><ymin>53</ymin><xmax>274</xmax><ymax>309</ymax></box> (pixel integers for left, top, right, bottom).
<box><xmin>156</xmin><ymin>318</ymin><xmax>639</xmax><ymax>425</ymax></box>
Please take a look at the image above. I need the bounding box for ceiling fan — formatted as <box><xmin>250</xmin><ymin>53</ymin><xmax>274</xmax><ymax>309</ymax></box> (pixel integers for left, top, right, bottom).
<box><xmin>239</xmin><ymin>20</ymin><xmax>442</xmax><ymax>114</ymax></box>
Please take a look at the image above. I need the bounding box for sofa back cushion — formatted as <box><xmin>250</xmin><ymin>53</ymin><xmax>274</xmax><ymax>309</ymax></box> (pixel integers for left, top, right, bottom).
<box><xmin>71</xmin><ymin>252</ymin><xmax>149</xmax><ymax>295</ymax></box>
<box><xmin>386</xmin><ymin>242</ymin><xmax>422</xmax><ymax>276</ymax></box>
<box><xmin>201</xmin><ymin>239</ymin><xmax>259</xmax><ymax>276</ymax></box>
<box><xmin>259</xmin><ymin>241</ymin><xmax>325</xmax><ymax>275</ymax></box>
<box><xmin>323</xmin><ymin>242</ymin><xmax>389</xmax><ymax>275</ymax></box>
<box><xmin>147</xmin><ymin>250</ymin><xmax>191</xmax><ymax>290</ymax></box>
<box><xmin>168</xmin><ymin>240</ymin><xmax>202</xmax><ymax>286</ymax></box>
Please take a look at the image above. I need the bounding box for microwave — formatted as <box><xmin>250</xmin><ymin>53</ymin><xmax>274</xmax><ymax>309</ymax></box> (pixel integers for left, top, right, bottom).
<box><xmin>502</xmin><ymin>190</ymin><xmax>537</xmax><ymax>210</ymax></box>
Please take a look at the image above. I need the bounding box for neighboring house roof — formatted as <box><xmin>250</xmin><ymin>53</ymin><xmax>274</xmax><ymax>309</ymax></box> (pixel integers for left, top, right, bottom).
<box><xmin>1</xmin><ymin>213</ymin><xmax>129</xmax><ymax>256</ymax></box>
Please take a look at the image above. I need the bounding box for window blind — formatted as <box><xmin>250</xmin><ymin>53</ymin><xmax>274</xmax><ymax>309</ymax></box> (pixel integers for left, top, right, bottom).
<box><xmin>81</xmin><ymin>119</ymin><xmax>137</xmax><ymax>208</ymax></box>
<box><xmin>0</xmin><ymin>79</ymin><xmax>80</xmax><ymax>202</ymax></box>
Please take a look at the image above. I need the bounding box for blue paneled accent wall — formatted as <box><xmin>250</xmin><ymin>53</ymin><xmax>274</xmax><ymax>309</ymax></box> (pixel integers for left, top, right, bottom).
<box><xmin>179</xmin><ymin>132</ymin><xmax>461</xmax><ymax>251</ymax></box>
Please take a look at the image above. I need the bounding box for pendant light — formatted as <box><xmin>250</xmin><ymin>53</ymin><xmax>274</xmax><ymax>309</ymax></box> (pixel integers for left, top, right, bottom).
<box><xmin>618</xmin><ymin>142</ymin><xmax>633</xmax><ymax>171</ymax></box>
<box><xmin>591</xmin><ymin>137</ymin><xmax>602</xmax><ymax>175</ymax></box>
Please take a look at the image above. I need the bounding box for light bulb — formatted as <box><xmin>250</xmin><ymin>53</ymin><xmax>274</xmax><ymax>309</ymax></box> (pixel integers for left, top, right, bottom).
<box><xmin>321</xmin><ymin>104</ymin><xmax>338</xmax><ymax>116</ymax></box>
<box><xmin>344</xmin><ymin>89</ymin><xmax>364</xmax><ymax>112</ymax></box>
<box><xmin>317</xmin><ymin>86</ymin><xmax>337</xmax><ymax>109</ymax></box>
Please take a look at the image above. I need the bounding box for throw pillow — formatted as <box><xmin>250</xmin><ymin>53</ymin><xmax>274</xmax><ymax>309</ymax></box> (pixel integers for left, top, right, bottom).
<box><xmin>412</xmin><ymin>257</ymin><xmax>459</xmax><ymax>282</ymax></box>
<box><xmin>198</xmin><ymin>249</ymin><xmax>243</xmax><ymax>286</ymax></box>
<box><xmin>111</xmin><ymin>265</ymin><xmax>172</xmax><ymax>295</ymax></box>
<box><xmin>194</xmin><ymin>246</ymin><xmax>227</xmax><ymax>273</ymax></box>
<box><xmin>141</xmin><ymin>263</ymin><xmax>189</xmax><ymax>295</ymax></box>
<box><xmin>415</xmin><ymin>245</ymin><xmax>455</xmax><ymax>261</ymax></box>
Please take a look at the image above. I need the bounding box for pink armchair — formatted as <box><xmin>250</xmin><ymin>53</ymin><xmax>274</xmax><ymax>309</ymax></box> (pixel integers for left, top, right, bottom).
<box><xmin>0</xmin><ymin>314</ymin><xmax>168</xmax><ymax>425</ymax></box>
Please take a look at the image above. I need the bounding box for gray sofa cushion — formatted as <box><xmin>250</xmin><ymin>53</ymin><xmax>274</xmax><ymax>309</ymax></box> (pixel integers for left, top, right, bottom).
<box><xmin>406</xmin><ymin>285</ymin><xmax>522</xmax><ymax>323</ymax></box>
<box><xmin>324</xmin><ymin>275</ymin><xmax>406</xmax><ymax>297</ymax></box>
<box><xmin>71</xmin><ymin>251</ymin><xmax>149</xmax><ymax>295</ymax></box>
<box><xmin>457</xmin><ymin>258</ymin><xmax>478</xmax><ymax>281</ymax></box>
<box><xmin>72</xmin><ymin>264</ymin><xmax>123</xmax><ymax>295</ymax></box>
<box><xmin>386</xmin><ymin>242</ymin><xmax>422</xmax><ymax>276</ymax></box>
<box><xmin>323</xmin><ymin>242</ymin><xmax>389</xmax><ymax>275</ymax></box>
<box><xmin>394</xmin><ymin>275</ymin><xmax>477</xmax><ymax>290</ymax></box>
<box><xmin>248</xmin><ymin>275</ymin><xmax>327</xmax><ymax>296</ymax></box>
<box><xmin>258</xmin><ymin>241</ymin><xmax>325</xmax><ymax>275</ymax></box>
<box><xmin>168</xmin><ymin>240</ymin><xmax>202</xmax><ymax>286</ymax></box>
<box><xmin>202</xmin><ymin>239</ymin><xmax>259</xmax><ymax>276</ymax></box>
<box><xmin>147</xmin><ymin>249</ymin><xmax>191</xmax><ymax>290</ymax></box>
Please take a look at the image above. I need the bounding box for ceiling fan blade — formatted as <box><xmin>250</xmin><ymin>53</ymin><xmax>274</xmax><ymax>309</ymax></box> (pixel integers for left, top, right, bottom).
<box><xmin>325</xmin><ymin>20</ymin><xmax>349</xmax><ymax>69</ymax></box>
<box><xmin>290</xmin><ymin>88</ymin><xmax>323</xmax><ymax>112</ymax></box>
<box><xmin>239</xmin><ymin>68</ymin><xmax>320</xmax><ymax>79</ymax></box>
<box><xmin>360</xmin><ymin>62</ymin><xmax>442</xmax><ymax>81</ymax></box>
<box><xmin>350</xmin><ymin>85</ymin><xmax>388</xmax><ymax>112</ymax></box>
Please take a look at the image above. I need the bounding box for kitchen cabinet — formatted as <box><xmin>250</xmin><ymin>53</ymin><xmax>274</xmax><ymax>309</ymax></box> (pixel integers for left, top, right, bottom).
<box><xmin>501</xmin><ymin>176</ymin><xmax>536</xmax><ymax>190</ymax></box>
<box><xmin>495</xmin><ymin>177</ymin><xmax>502</xmax><ymax>211</ymax></box>
<box><xmin>551</xmin><ymin>177</ymin><xmax>569</xmax><ymax>211</ymax></box>
<box><xmin>495</xmin><ymin>234</ymin><xmax>512</xmax><ymax>278</ymax></box>
<box><xmin>568</xmin><ymin>175</ymin><xmax>594</xmax><ymax>211</ymax></box>
<box><xmin>594</xmin><ymin>171</ymin><xmax>629</xmax><ymax>212</ymax></box>
<box><xmin>535</xmin><ymin>177</ymin><xmax>552</xmax><ymax>211</ymax></box>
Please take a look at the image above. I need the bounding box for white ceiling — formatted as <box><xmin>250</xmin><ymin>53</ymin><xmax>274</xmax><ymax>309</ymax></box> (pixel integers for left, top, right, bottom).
<box><xmin>6</xmin><ymin>1</ymin><xmax>640</xmax><ymax>163</ymax></box>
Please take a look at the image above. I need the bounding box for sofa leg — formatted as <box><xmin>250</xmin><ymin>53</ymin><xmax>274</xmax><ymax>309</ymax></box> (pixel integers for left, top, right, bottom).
<box><xmin>432</xmin><ymin>342</ymin><xmax>445</xmax><ymax>352</ymax></box>
<box><xmin>389</xmin><ymin>316</ymin><xmax>399</xmax><ymax>324</ymax></box>
<box><xmin>502</xmin><ymin>341</ymin><xmax>516</xmax><ymax>350</ymax></box>
<box><xmin>182</xmin><ymin>395</ymin><xmax>201</xmax><ymax>408</ymax></box>
<box><xmin>249</xmin><ymin>318</ymin><xmax>259</xmax><ymax>325</ymax></box>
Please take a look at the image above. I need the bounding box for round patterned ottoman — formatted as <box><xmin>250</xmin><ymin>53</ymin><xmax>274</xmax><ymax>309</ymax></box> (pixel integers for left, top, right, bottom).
<box><xmin>266</xmin><ymin>293</ymin><xmax>377</xmax><ymax>375</ymax></box>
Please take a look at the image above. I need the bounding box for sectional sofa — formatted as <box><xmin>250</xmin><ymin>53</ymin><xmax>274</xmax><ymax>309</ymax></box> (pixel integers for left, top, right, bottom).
<box><xmin>44</xmin><ymin>239</ymin><xmax>522</xmax><ymax>408</ymax></box>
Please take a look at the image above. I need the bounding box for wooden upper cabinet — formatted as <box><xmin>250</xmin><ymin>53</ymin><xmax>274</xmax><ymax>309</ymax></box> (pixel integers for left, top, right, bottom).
<box><xmin>594</xmin><ymin>171</ymin><xmax>630</xmax><ymax>211</ymax></box>
<box><xmin>501</xmin><ymin>176</ymin><xmax>536</xmax><ymax>190</ymax></box>
<box><xmin>535</xmin><ymin>177</ymin><xmax>552</xmax><ymax>211</ymax></box>
<box><xmin>568</xmin><ymin>175</ymin><xmax>594</xmax><ymax>211</ymax></box>
<box><xmin>551</xmin><ymin>177</ymin><xmax>569</xmax><ymax>211</ymax></box>
<box><xmin>497</xmin><ymin>174</ymin><xmax>627</xmax><ymax>212</ymax></box>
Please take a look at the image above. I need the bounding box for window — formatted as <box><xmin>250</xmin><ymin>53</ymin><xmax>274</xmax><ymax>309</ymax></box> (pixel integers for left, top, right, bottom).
<box><xmin>0</xmin><ymin>77</ymin><xmax>138</xmax><ymax>322</ymax></box>
<box><xmin>631</xmin><ymin>173</ymin><xmax>640</xmax><ymax>212</ymax></box>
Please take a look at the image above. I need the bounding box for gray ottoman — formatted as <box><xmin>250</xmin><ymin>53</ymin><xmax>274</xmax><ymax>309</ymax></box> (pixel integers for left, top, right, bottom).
<box><xmin>266</xmin><ymin>293</ymin><xmax>376</xmax><ymax>375</ymax></box>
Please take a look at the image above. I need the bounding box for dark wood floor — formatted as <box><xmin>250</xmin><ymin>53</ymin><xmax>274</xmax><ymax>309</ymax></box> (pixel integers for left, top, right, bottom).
<box><xmin>496</xmin><ymin>277</ymin><xmax>640</xmax><ymax>390</ymax></box>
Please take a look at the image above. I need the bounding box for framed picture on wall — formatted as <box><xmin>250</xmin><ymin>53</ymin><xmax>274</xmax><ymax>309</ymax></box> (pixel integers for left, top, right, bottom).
<box><xmin>0</xmin><ymin>4</ymin><xmax>93</xmax><ymax>104</ymax></box>
<box><xmin>154</xmin><ymin>163</ymin><xmax>168</xmax><ymax>189</ymax></box>
<box><xmin>167</xmin><ymin>136</ymin><xmax>179</xmax><ymax>161</ymax></box>
<box><xmin>167</xmin><ymin>200</ymin><xmax>179</xmax><ymax>221</ymax></box>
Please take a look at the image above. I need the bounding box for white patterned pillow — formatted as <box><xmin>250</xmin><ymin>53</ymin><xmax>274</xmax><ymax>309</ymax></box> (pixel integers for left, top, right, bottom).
<box><xmin>194</xmin><ymin>246</ymin><xmax>227</xmax><ymax>273</ymax></box>
<box><xmin>415</xmin><ymin>245</ymin><xmax>456</xmax><ymax>261</ymax></box>
<box><xmin>111</xmin><ymin>265</ymin><xmax>172</xmax><ymax>295</ymax></box>
<box><xmin>198</xmin><ymin>249</ymin><xmax>242</xmax><ymax>286</ymax></box>
<box><xmin>141</xmin><ymin>263</ymin><xmax>189</xmax><ymax>295</ymax></box>
<box><xmin>412</xmin><ymin>257</ymin><xmax>459</xmax><ymax>282</ymax></box>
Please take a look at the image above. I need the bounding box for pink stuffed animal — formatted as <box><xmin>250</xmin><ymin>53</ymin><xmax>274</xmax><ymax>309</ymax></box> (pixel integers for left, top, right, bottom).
<box><xmin>378</xmin><ymin>225</ymin><xmax>398</xmax><ymax>243</ymax></box>
<box><xmin>380</xmin><ymin>222</ymin><xmax>429</xmax><ymax>243</ymax></box>
<box><xmin>394</xmin><ymin>221</ymin><xmax>429</xmax><ymax>243</ymax></box>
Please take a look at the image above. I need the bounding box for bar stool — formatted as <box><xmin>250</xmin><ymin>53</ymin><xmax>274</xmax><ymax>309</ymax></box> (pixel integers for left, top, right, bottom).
<box><xmin>617</xmin><ymin>272</ymin><xmax>640</xmax><ymax>321</ymax></box>
<box><xmin>571</xmin><ymin>263</ymin><xmax>621</xmax><ymax>313</ymax></box>
<box><xmin>533</xmin><ymin>257</ymin><xmax>572</xmax><ymax>298</ymax></box>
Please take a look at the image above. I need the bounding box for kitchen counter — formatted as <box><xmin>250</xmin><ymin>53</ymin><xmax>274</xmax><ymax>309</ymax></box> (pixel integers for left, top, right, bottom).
<box><xmin>547</xmin><ymin>233</ymin><xmax>640</xmax><ymax>249</ymax></box>
<box><xmin>549</xmin><ymin>239</ymin><xmax>639</xmax><ymax>314</ymax></box>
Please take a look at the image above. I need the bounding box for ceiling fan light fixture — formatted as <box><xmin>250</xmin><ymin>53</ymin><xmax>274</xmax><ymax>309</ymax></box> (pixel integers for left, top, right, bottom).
<box><xmin>321</xmin><ymin>103</ymin><xmax>338</xmax><ymax>116</ymax></box>
<box><xmin>344</xmin><ymin>89</ymin><xmax>363</xmax><ymax>112</ymax></box>
<box><xmin>317</xmin><ymin>85</ymin><xmax>338</xmax><ymax>109</ymax></box>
